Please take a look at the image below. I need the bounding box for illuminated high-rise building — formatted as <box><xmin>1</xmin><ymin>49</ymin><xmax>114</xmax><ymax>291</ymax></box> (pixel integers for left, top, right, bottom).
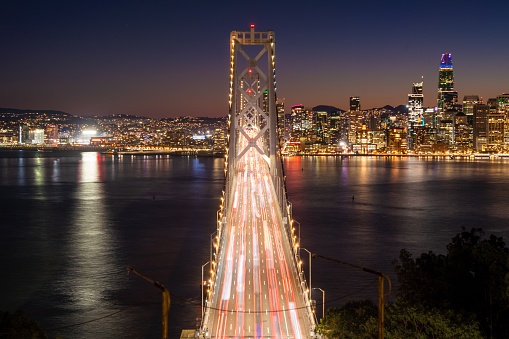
<box><xmin>436</xmin><ymin>53</ymin><xmax>458</xmax><ymax>148</ymax></box>
<box><xmin>487</xmin><ymin>111</ymin><xmax>504</xmax><ymax>151</ymax></box>
<box><xmin>408</xmin><ymin>81</ymin><xmax>424</xmax><ymax>124</ymax></box>
<box><xmin>407</xmin><ymin>80</ymin><xmax>424</xmax><ymax>150</ymax></box>
<box><xmin>262</xmin><ymin>89</ymin><xmax>269</xmax><ymax>113</ymax></box>
<box><xmin>348</xmin><ymin>96</ymin><xmax>362</xmax><ymax>144</ymax></box>
<box><xmin>350</xmin><ymin>96</ymin><xmax>360</xmax><ymax>112</ymax></box>
<box><xmin>276</xmin><ymin>98</ymin><xmax>285</xmax><ymax>141</ymax></box>
<box><xmin>437</xmin><ymin>53</ymin><xmax>458</xmax><ymax>113</ymax></box>
<box><xmin>290</xmin><ymin>104</ymin><xmax>305</xmax><ymax>136</ymax></box>
<box><xmin>462</xmin><ymin>95</ymin><xmax>480</xmax><ymax>124</ymax></box>
<box><xmin>213</xmin><ymin>128</ymin><xmax>226</xmax><ymax>155</ymax></box>
<box><xmin>497</xmin><ymin>93</ymin><xmax>509</xmax><ymax>147</ymax></box>
<box><xmin>473</xmin><ymin>104</ymin><xmax>489</xmax><ymax>151</ymax></box>
<box><xmin>487</xmin><ymin>98</ymin><xmax>498</xmax><ymax>113</ymax></box>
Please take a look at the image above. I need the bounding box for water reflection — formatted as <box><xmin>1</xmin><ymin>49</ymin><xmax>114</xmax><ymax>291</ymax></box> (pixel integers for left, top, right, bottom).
<box><xmin>17</xmin><ymin>157</ymin><xmax>25</xmax><ymax>186</ymax></box>
<box><xmin>56</xmin><ymin>152</ymin><xmax>120</xmax><ymax>328</ymax></box>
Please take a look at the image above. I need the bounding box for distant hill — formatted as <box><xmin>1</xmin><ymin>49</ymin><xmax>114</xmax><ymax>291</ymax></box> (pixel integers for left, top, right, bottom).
<box><xmin>372</xmin><ymin>105</ymin><xmax>408</xmax><ymax>113</ymax></box>
<box><xmin>0</xmin><ymin>108</ymin><xmax>72</xmax><ymax>116</ymax></box>
<box><xmin>311</xmin><ymin>104</ymin><xmax>407</xmax><ymax>113</ymax></box>
<box><xmin>312</xmin><ymin>105</ymin><xmax>346</xmax><ymax>113</ymax></box>
<box><xmin>394</xmin><ymin>104</ymin><xmax>408</xmax><ymax>113</ymax></box>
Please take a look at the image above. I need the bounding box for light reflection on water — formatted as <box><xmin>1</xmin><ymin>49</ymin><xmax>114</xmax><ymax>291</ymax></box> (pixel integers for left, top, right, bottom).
<box><xmin>1</xmin><ymin>152</ymin><xmax>509</xmax><ymax>337</ymax></box>
<box><xmin>55</xmin><ymin>152</ymin><xmax>121</xmax><ymax>333</ymax></box>
<box><xmin>284</xmin><ymin>156</ymin><xmax>509</xmax><ymax>305</ymax></box>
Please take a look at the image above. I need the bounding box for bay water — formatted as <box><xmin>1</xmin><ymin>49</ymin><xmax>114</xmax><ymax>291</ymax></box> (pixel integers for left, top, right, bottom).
<box><xmin>1</xmin><ymin>151</ymin><xmax>508</xmax><ymax>338</ymax></box>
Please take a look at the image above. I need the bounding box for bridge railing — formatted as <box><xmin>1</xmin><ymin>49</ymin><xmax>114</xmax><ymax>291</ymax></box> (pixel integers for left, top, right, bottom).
<box><xmin>274</xmin><ymin>150</ymin><xmax>319</xmax><ymax>329</ymax></box>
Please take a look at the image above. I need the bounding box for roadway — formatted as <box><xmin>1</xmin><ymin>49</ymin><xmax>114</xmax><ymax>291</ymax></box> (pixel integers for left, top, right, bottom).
<box><xmin>203</xmin><ymin>133</ymin><xmax>314</xmax><ymax>338</ymax></box>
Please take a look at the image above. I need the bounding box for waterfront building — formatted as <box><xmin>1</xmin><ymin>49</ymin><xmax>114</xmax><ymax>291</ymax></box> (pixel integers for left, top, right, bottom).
<box><xmin>422</xmin><ymin>108</ymin><xmax>435</xmax><ymax>129</ymax></box>
<box><xmin>311</xmin><ymin>105</ymin><xmax>344</xmax><ymax>152</ymax></box>
<box><xmin>32</xmin><ymin>129</ymin><xmax>45</xmax><ymax>145</ymax></box>
<box><xmin>413</xmin><ymin>126</ymin><xmax>432</xmax><ymax>153</ymax></box>
<box><xmin>454</xmin><ymin>112</ymin><xmax>470</xmax><ymax>152</ymax></box>
<box><xmin>487</xmin><ymin>98</ymin><xmax>498</xmax><ymax>113</ymax></box>
<box><xmin>313</xmin><ymin>110</ymin><xmax>329</xmax><ymax>145</ymax></box>
<box><xmin>289</xmin><ymin>104</ymin><xmax>305</xmax><ymax>138</ymax></box>
<box><xmin>387</xmin><ymin>127</ymin><xmax>408</xmax><ymax>153</ymax></box>
<box><xmin>487</xmin><ymin>112</ymin><xmax>505</xmax><ymax>151</ymax></box>
<box><xmin>408</xmin><ymin>81</ymin><xmax>424</xmax><ymax>125</ymax></box>
<box><xmin>351</xmin><ymin>125</ymin><xmax>381</xmax><ymax>154</ymax></box>
<box><xmin>437</xmin><ymin>53</ymin><xmax>458</xmax><ymax>147</ymax></box>
<box><xmin>328</xmin><ymin>110</ymin><xmax>341</xmax><ymax>150</ymax></box>
<box><xmin>496</xmin><ymin>94</ymin><xmax>509</xmax><ymax>113</ymax></box>
<box><xmin>283</xmin><ymin>112</ymin><xmax>292</xmax><ymax>141</ymax></box>
<box><xmin>348</xmin><ymin>96</ymin><xmax>363</xmax><ymax>145</ymax></box>
<box><xmin>473</xmin><ymin>104</ymin><xmax>489</xmax><ymax>151</ymax></box>
<box><xmin>463</xmin><ymin>95</ymin><xmax>480</xmax><ymax>124</ymax></box>
<box><xmin>287</xmin><ymin>104</ymin><xmax>314</xmax><ymax>152</ymax></box>
<box><xmin>350</xmin><ymin>96</ymin><xmax>360</xmax><ymax>112</ymax></box>
<box><xmin>262</xmin><ymin>89</ymin><xmax>269</xmax><ymax>114</ymax></box>
<box><xmin>0</xmin><ymin>130</ymin><xmax>16</xmax><ymax>145</ymax></box>
<box><xmin>371</xmin><ymin>130</ymin><xmax>386</xmax><ymax>151</ymax></box>
<box><xmin>18</xmin><ymin>125</ymin><xmax>29</xmax><ymax>144</ymax></box>
<box><xmin>437</xmin><ymin>53</ymin><xmax>458</xmax><ymax>112</ymax></box>
<box><xmin>213</xmin><ymin>128</ymin><xmax>226</xmax><ymax>154</ymax></box>
<box><xmin>436</xmin><ymin>109</ymin><xmax>456</xmax><ymax>146</ymax></box>
<box><xmin>365</xmin><ymin>109</ymin><xmax>381</xmax><ymax>131</ymax></box>
<box><xmin>497</xmin><ymin>94</ymin><xmax>509</xmax><ymax>148</ymax></box>
<box><xmin>276</xmin><ymin>99</ymin><xmax>285</xmax><ymax>141</ymax></box>
<box><xmin>408</xmin><ymin>80</ymin><xmax>424</xmax><ymax>150</ymax></box>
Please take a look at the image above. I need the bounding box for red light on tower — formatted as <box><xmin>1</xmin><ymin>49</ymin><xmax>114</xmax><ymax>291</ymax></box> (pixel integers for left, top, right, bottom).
<box><xmin>250</xmin><ymin>24</ymin><xmax>255</xmax><ymax>29</ymax></box>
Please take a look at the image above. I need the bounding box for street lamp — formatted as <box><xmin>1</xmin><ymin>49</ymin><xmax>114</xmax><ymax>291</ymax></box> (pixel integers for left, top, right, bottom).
<box><xmin>312</xmin><ymin>287</ymin><xmax>325</xmax><ymax>321</ymax></box>
<box><xmin>127</xmin><ymin>267</ymin><xmax>170</xmax><ymax>339</ymax></box>
<box><xmin>293</xmin><ymin>220</ymin><xmax>301</xmax><ymax>248</ymax></box>
<box><xmin>201</xmin><ymin>261</ymin><xmax>210</xmax><ymax>320</ymax></box>
<box><xmin>313</xmin><ymin>254</ymin><xmax>392</xmax><ymax>339</ymax></box>
<box><xmin>300</xmin><ymin>247</ymin><xmax>312</xmax><ymax>292</ymax></box>
<box><xmin>210</xmin><ymin>230</ymin><xmax>217</xmax><ymax>262</ymax></box>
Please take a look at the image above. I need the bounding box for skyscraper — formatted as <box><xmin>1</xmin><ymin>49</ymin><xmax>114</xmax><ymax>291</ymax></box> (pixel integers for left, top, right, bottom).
<box><xmin>408</xmin><ymin>81</ymin><xmax>424</xmax><ymax>125</ymax></box>
<box><xmin>350</xmin><ymin>96</ymin><xmax>360</xmax><ymax>112</ymax></box>
<box><xmin>437</xmin><ymin>53</ymin><xmax>458</xmax><ymax>113</ymax></box>
<box><xmin>408</xmin><ymin>80</ymin><xmax>424</xmax><ymax>150</ymax></box>
<box><xmin>462</xmin><ymin>95</ymin><xmax>480</xmax><ymax>123</ymax></box>
<box><xmin>436</xmin><ymin>53</ymin><xmax>458</xmax><ymax>147</ymax></box>
<box><xmin>497</xmin><ymin>93</ymin><xmax>509</xmax><ymax>147</ymax></box>
<box><xmin>348</xmin><ymin>96</ymin><xmax>362</xmax><ymax>144</ymax></box>
<box><xmin>473</xmin><ymin>104</ymin><xmax>489</xmax><ymax>151</ymax></box>
<box><xmin>276</xmin><ymin>98</ymin><xmax>285</xmax><ymax>141</ymax></box>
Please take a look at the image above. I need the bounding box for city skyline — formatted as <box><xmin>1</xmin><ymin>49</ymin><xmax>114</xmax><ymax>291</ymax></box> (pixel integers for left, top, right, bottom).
<box><xmin>1</xmin><ymin>1</ymin><xmax>508</xmax><ymax>118</ymax></box>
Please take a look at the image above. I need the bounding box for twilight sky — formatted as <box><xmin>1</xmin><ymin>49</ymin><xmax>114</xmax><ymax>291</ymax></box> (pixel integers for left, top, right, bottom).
<box><xmin>1</xmin><ymin>1</ymin><xmax>508</xmax><ymax>118</ymax></box>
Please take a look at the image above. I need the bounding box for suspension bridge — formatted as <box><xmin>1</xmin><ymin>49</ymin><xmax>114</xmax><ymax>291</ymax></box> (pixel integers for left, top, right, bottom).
<box><xmin>199</xmin><ymin>26</ymin><xmax>317</xmax><ymax>338</ymax></box>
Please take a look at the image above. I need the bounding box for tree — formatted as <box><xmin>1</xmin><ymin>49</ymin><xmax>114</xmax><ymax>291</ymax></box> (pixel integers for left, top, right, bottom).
<box><xmin>317</xmin><ymin>299</ymin><xmax>482</xmax><ymax>338</ymax></box>
<box><xmin>392</xmin><ymin>228</ymin><xmax>509</xmax><ymax>338</ymax></box>
<box><xmin>0</xmin><ymin>310</ymin><xmax>47</xmax><ymax>339</ymax></box>
<box><xmin>316</xmin><ymin>300</ymin><xmax>377</xmax><ymax>338</ymax></box>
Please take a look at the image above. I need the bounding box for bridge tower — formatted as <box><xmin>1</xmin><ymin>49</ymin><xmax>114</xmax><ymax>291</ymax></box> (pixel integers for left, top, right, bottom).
<box><xmin>227</xmin><ymin>25</ymin><xmax>281</xmax><ymax>184</ymax></box>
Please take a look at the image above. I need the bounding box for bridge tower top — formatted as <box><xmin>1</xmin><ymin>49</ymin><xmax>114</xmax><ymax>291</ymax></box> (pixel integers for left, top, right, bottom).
<box><xmin>227</xmin><ymin>25</ymin><xmax>278</xmax><ymax>176</ymax></box>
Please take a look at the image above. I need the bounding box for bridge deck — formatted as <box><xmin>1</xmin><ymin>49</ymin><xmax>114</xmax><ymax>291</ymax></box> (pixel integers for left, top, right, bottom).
<box><xmin>203</xmin><ymin>139</ymin><xmax>313</xmax><ymax>338</ymax></box>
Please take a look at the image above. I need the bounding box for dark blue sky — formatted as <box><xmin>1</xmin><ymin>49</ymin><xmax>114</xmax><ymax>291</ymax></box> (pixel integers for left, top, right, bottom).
<box><xmin>1</xmin><ymin>1</ymin><xmax>508</xmax><ymax>118</ymax></box>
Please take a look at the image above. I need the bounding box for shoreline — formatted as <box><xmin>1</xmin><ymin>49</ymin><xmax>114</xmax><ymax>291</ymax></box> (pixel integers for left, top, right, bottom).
<box><xmin>1</xmin><ymin>146</ymin><xmax>507</xmax><ymax>159</ymax></box>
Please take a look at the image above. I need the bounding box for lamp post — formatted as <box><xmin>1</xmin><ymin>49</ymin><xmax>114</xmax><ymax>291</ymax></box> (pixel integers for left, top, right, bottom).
<box><xmin>293</xmin><ymin>220</ymin><xmax>301</xmax><ymax>248</ymax></box>
<box><xmin>210</xmin><ymin>231</ymin><xmax>217</xmax><ymax>265</ymax></box>
<box><xmin>300</xmin><ymin>247</ymin><xmax>312</xmax><ymax>293</ymax></box>
<box><xmin>127</xmin><ymin>267</ymin><xmax>170</xmax><ymax>339</ymax></box>
<box><xmin>313</xmin><ymin>254</ymin><xmax>392</xmax><ymax>339</ymax></box>
<box><xmin>312</xmin><ymin>287</ymin><xmax>325</xmax><ymax>320</ymax></box>
<box><xmin>201</xmin><ymin>261</ymin><xmax>210</xmax><ymax>320</ymax></box>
